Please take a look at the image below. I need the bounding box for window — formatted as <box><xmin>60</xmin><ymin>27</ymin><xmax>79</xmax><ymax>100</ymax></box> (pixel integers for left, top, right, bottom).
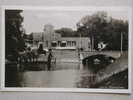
<box><xmin>51</xmin><ymin>41</ymin><xmax>57</xmax><ymax>47</ymax></box>
<box><xmin>61</xmin><ymin>41</ymin><xmax>67</xmax><ymax>47</ymax></box>
<box><xmin>72</xmin><ymin>41</ymin><xmax>76</xmax><ymax>46</ymax></box>
<box><xmin>67</xmin><ymin>41</ymin><xmax>71</xmax><ymax>46</ymax></box>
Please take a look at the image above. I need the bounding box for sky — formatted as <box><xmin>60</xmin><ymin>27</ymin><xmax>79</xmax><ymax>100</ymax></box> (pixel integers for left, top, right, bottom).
<box><xmin>21</xmin><ymin>9</ymin><xmax>129</xmax><ymax>34</ymax></box>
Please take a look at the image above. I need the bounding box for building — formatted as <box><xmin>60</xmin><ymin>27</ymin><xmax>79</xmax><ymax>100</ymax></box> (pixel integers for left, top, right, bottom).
<box><xmin>32</xmin><ymin>32</ymin><xmax>91</xmax><ymax>51</ymax></box>
<box><xmin>57</xmin><ymin>37</ymin><xmax>91</xmax><ymax>51</ymax></box>
<box><xmin>32</xmin><ymin>24</ymin><xmax>91</xmax><ymax>51</ymax></box>
<box><xmin>32</xmin><ymin>32</ymin><xmax>43</xmax><ymax>47</ymax></box>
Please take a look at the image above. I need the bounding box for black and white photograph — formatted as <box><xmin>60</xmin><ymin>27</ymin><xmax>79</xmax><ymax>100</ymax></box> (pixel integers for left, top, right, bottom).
<box><xmin>1</xmin><ymin>6</ymin><xmax>131</xmax><ymax>93</ymax></box>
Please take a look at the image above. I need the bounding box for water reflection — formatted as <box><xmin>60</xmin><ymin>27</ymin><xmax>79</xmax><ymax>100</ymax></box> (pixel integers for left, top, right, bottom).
<box><xmin>5</xmin><ymin>51</ymin><xmax>128</xmax><ymax>89</ymax></box>
<box><xmin>6</xmin><ymin>62</ymin><xmax>98</xmax><ymax>88</ymax></box>
<box><xmin>5</xmin><ymin>50</ymin><xmax>98</xmax><ymax>88</ymax></box>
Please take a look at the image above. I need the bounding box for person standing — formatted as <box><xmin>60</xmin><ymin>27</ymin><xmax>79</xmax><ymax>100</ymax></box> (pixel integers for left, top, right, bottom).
<box><xmin>47</xmin><ymin>49</ymin><xmax>53</xmax><ymax>70</ymax></box>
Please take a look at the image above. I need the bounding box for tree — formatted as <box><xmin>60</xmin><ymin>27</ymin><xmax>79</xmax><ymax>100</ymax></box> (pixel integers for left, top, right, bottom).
<box><xmin>5</xmin><ymin>10</ymin><xmax>25</xmax><ymax>60</ymax></box>
<box><xmin>105</xmin><ymin>19</ymin><xmax>128</xmax><ymax>50</ymax></box>
<box><xmin>77</xmin><ymin>11</ymin><xmax>128</xmax><ymax>51</ymax></box>
<box><xmin>55</xmin><ymin>27</ymin><xmax>78</xmax><ymax>37</ymax></box>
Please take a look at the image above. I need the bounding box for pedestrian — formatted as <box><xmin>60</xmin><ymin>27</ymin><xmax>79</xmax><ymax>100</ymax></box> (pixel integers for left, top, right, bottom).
<box><xmin>47</xmin><ymin>49</ymin><xmax>53</xmax><ymax>70</ymax></box>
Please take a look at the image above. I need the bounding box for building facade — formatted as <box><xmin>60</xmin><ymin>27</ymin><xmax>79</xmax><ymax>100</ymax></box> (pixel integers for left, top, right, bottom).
<box><xmin>32</xmin><ymin>24</ymin><xmax>91</xmax><ymax>51</ymax></box>
<box><xmin>32</xmin><ymin>32</ymin><xmax>91</xmax><ymax>51</ymax></box>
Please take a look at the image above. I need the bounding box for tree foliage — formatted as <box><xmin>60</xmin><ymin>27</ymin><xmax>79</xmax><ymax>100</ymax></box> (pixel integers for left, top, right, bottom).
<box><xmin>55</xmin><ymin>27</ymin><xmax>78</xmax><ymax>37</ymax></box>
<box><xmin>77</xmin><ymin>11</ymin><xmax>128</xmax><ymax>50</ymax></box>
<box><xmin>5</xmin><ymin>10</ymin><xmax>25</xmax><ymax>59</ymax></box>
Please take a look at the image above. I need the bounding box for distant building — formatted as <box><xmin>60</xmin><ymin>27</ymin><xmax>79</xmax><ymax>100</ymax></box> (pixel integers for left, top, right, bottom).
<box><xmin>32</xmin><ymin>24</ymin><xmax>91</xmax><ymax>51</ymax></box>
<box><xmin>32</xmin><ymin>32</ymin><xmax>43</xmax><ymax>46</ymax></box>
<box><xmin>59</xmin><ymin>37</ymin><xmax>91</xmax><ymax>51</ymax></box>
<box><xmin>32</xmin><ymin>32</ymin><xmax>91</xmax><ymax>51</ymax></box>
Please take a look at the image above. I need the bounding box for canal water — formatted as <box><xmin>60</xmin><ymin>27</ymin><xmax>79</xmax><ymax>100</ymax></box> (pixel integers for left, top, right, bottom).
<box><xmin>5</xmin><ymin>50</ymin><xmax>98</xmax><ymax>88</ymax></box>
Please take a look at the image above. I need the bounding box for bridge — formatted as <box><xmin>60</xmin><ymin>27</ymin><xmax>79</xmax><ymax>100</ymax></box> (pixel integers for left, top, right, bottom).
<box><xmin>81</xmin><ymin>51</ymin><xmax>121</xmax><ymax>60</ymax></box>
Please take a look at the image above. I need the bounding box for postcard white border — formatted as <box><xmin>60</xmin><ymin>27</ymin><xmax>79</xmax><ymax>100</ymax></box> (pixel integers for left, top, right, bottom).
<box><xmin>0</xmin><ymin>6</ymin><xmax>132</xmax><ymax>94</ymax></box>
